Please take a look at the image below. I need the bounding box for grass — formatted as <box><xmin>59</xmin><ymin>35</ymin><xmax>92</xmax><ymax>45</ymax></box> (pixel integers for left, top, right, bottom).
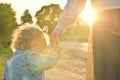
<box><xmin>0</xmin><ymin>47</ymin><xmax>12</xmax><ymax>79</ymax></box>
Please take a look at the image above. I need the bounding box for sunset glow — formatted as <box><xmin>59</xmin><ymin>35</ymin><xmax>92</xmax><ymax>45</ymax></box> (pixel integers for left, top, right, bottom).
<box><xmin>79</xmin><ymin>0</ymin><xmax>96</xmax><ymax>26</ymax></box>
<box><xmin>0</xmin><ymin>0</ymin><xmax>96</xmax><ymax>26</ymax></box>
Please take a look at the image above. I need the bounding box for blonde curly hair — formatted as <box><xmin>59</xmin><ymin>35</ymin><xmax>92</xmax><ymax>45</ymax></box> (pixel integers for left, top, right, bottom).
<box><xmin>10</xmin><ymin>23</ymin><xmax>50</xmax><ymax>52</ymax></box>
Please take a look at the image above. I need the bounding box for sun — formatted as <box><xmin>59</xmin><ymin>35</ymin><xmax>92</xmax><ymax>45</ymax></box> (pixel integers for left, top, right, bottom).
<box><xmin>79</xmin><ymin>0</ymin><xmax>96</xmax><ymax>26</ymax></box>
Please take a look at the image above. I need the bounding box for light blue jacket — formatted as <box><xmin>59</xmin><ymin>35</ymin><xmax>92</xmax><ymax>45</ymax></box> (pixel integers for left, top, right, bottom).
<box><xmin>4</xmin><ymin>47</ymin><xmax>61</xmax><ymax>80</ymax></box>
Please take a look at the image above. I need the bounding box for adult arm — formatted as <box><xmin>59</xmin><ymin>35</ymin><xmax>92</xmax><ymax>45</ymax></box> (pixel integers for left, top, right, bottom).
<box><xmin>51</xmin><ymin>0</ymin><xmax>86</xmax><ymax>38</ymax></box>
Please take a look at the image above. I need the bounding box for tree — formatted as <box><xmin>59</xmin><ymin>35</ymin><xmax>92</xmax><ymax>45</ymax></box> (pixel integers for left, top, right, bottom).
<box><xmin>20</xmin><ymin>9</ymin><xmax>33</xmax><ymax>24</ymax></box>
<box><xmin>0</xmin><ymin>3</ymin><xmax>18</xmax><ymax>47</ymax></box>
<box><xmin>35</xmin><ymin>4</ymin><xmax>62</xmax><ymax>34</ymax></box>
<box><xmin>61</xmin><ymin>18</ymin><xmax>90</xmax><ymax>42</ymax></box>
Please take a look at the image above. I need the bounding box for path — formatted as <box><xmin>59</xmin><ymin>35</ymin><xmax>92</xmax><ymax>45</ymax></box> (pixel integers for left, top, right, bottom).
<box><xmin>45</xmin><ymin>42</ymin><xmax>88</xmax><ymax>80</ymax></box>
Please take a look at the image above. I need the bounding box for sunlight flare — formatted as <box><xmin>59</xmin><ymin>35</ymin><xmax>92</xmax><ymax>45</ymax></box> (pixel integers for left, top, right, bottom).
<box><xmin>79</xmin><ymin>0</ymin><xmax>96</xmax><ymax>26</ymax></box>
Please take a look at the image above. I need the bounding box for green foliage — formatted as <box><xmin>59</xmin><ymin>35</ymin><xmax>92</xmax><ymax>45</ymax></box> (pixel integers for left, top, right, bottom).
<box><xmin>61</xmin><ymin>18</ymin><xmax>90</xmax><ymax>42</ymax></box>
<box><xmin>0</xmin><ymin>47</ymin><xmax>12</xmax><ymax>79</ymax></box>
<box><xmin>20</xmin><ymin>9</ymin><xmax>33</xmax><ymax>24</ymax></box>
<box><xmin>0</xmin><ymin>3</ymin><xmax>18</xmax><ymax>47</ymax></box>
<box><xmin>35</xmin><ymin>4</ymin><xmax>62</xmax><ymax>34</ymax></box>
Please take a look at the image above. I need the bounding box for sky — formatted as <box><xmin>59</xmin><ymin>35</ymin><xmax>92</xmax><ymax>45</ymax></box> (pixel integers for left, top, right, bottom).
<box><xmin>0</xmin><ymin>0</ymin><xmax>67</xmax><ymax>23</ymax></box>
<box><xmin>0</xmin><ymin>0</ymin><xmax>96</xmax><ymax>25</ymax></box>
<box><xmin>0</xmin><ymin>0</ymin><xmax>67</xmax><ymax>16</ymax></box>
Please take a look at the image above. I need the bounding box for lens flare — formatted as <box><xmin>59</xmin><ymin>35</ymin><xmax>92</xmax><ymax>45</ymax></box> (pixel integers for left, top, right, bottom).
<box><xmin>79</xmin><ymin>0</ymin><xmax>96</xmax><ymax>26</ymax></box>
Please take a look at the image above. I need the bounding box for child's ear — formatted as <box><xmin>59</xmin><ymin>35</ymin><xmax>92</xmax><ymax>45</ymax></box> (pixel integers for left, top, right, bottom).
<box><xmin>42</xmin><ymin>26</ymin><xmax>48</xmax><ymax>33</ymax></box>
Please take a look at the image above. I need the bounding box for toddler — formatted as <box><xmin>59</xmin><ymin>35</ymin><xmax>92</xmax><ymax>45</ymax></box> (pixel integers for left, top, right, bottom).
<box><xmin>4</xmin><ymin>23</ymin><xmax>61</xmax><ymax>80</ymax></box>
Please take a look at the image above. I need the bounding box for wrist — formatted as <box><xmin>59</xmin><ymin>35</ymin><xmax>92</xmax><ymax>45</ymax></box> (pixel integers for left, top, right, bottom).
<box><xmin>55</xmin><ymin>23</ymin><xmax>66</xmax><ymax>33</ymax></box>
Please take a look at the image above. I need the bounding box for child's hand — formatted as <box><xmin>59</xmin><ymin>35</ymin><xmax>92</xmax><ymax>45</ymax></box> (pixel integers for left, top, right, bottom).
<box><xmin>50</xmin><ymin>37</ymin><xmax>60</xmax><ymax>46</ymax></box>
<box><xmin>50</xmin><ymin>29</ymin><xmax>61</xmax><ymax>46</ymax></box>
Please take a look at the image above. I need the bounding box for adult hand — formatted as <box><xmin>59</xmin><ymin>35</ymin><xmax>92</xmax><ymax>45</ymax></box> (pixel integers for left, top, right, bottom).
<box><xmin>51</xmin><ymin>29</ymin><xmax>62</xmax><ymax>38</ymax></box>
<box><xmin>50</xmin><ymin>29</ymin><xmax>62</xmax><ymax>46</ymax></box>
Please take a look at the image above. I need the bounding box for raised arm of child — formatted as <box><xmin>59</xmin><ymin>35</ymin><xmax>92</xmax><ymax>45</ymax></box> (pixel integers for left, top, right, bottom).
<box><xmin>26</xmin><ymin>34</ymin><xmax>61</xmax><ymax>72</ymax></box>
